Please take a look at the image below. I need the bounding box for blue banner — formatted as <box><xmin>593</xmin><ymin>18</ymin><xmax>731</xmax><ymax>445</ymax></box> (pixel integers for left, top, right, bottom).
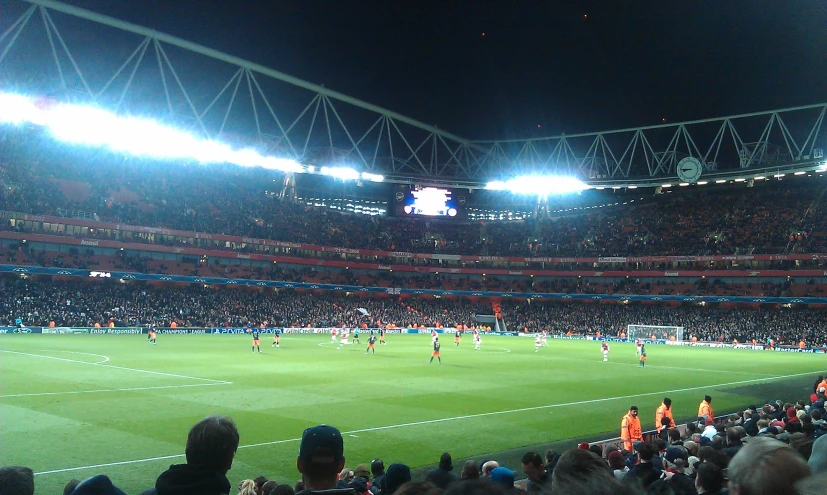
<box><xmin>5</xmin><ymin>263</ymin><xmax>827</xmax><ymax>305</ymax></box>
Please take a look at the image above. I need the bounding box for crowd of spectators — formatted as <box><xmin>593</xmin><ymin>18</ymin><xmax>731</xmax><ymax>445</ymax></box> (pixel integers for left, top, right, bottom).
<box><xmin>2</xmin><ymin>277</ymin><xmax>826</xmax><ymax>345</ymax></box>
<box><xmin>7</xmin><ymin>382</ymin><xmax>827</xmax><ymax>495</ymax></box>
<box><xmin>5</xmin><ymin>242</ymin><xmax>827</xmax><ymax>300</ymax></box>
<box><xmin>2</xmin><ymin>132</ymin><xmax>827</xmax><ymax>259</ymax></box>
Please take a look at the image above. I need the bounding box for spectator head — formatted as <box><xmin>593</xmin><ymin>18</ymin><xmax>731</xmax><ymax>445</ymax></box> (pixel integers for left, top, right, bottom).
<box><xmin>260</xmin><ymin>481</ymin><xmax>278</xmax><ymax>495</ymax></box>
<box><xmin>705</xmin><ymin>395</ymin><xmax>712</xmax><ymax>404</ymax></box>
<box><xmin>588</xmin><ymin>445</ymin><xmax>603</xmax><ymax>458</ymax></box>
<box><xmin>63</xmin><ymin>479</ymin><xmax>81</xmax><ymax>495</ymax></box>
<box><xmin>371</xmin><ymin>459</ymin><xmax>385</xmax><ymax>476</ymax></box>
<box><xmin>668</xmin><ymin>429</ymin><xmax>681</xmax><ymax>443</ymax></box>
<box><xmin>638</xmin><ymin>443</ymin><xmax>657</xmax><ymax>462</ymax></box>
<box><xmin>460</xmin><ymin>461</ymin><xmax>479</xmax><ymax>480</ymax></box>
<box><xmin>239</xmin><ymin>480</ymin><xmax>257</xmax><ymax>495</ymax></box>
<box><xmin>694</xmin><ymin>462</ymin><xmax>724</xmax><ymax>494</ymax></box>
<box><xmin>296</xmin><ymin>425</ymin><xmax>346</xmax><ymax>489</ymax></box>
<box><xmin>521</xmin><ymin>452</ymin><xmax>545</xmax><ymax>482</ymax></box>
<box><xmin>683</xmin><ymin>440</ymin><xmax>699</xmax><ymax>456</ymax></box>
<box><xmin>488</xmin><ymin>467</ymin><xmax>514</xmax><ymax>489</ymax></box>
<box><xmin>607</xmin><ymin>451</ymin><xmax>625</xmax><ymax>471</ymax></box>
<box><xmin>70</xmin><ymin>475</ymin><xmax>127</xmax><ymax>495</ymax></box>
<box><xmin>728</xmin><ymin>436</ymin><xmax>811</xmax><ymax>495</ymax></box>
<box><xmin>480</xmin><ymin>461</ymin><xmax>499</xmax><ymax>481</ymax></box>
<box><xmin>393</xmin><ymin>481</ymin><xmax>442</xmax><ymax>495</ymax></box>
<box><xmin>439</xmin><ymin>453</ymin><xmax>453</xmax><ymax>471</ymax></box>
<box><xmin>382</xmin><ymin>464</ymin><xmax>411</xmax><ymax>495</ymax></box>
<box><xmin>663</xmin><ymin>447</ymin><xmax>688</xmax><ymax>472</ymax></box>
<box><xmin>253</xmin><ymin>477</ymin><xmax>268</xmax><ymax>495</ymax></box>
<box><xmin>185</xmin><ymin>416</ymin><xmax>240</xmax><ymax>473</ymax></box>
<box><xmin>338</xmin><ymin>469</ymin><xmax>354</xmax><ymax>485</ymax></box>
<box><xmin>789</xmin><ymin>433</ymin><xmax>813</xmax><ymax>461</ymax></box>
<box><xmin>809</xmin><ymin>434</ymin><xmax>827</xmax><ymax>474</ymax></box>
<box><xmin>0</xmin><ymin>467</ymin><xmax>34</xmax><ymax>495</ymax></box>
<box><xmin>686</xmin><ymin>422</ymin><xmax>698</xmax><ymax>436</ymax></box>
<box><xmin>551</xmin><ymin>449</ymin><xmax>635</xmax><ymax>495</ymax></box>
<box><xmin>629</xmin><ymin>406</ymin><xmax>639</xmax><ymax>417</ymax></box>
<box><xmin>353</xmin><ymin>464</ymin><xmax>371</xmax><ymax>479</ymax></box>
<box><xmin>348</xmin><ymin>478</ymin><xmax>368</xmax><ymax>495</ymax></box>
<box><xmin>726</xmin><ymin>427</ymin><xmax>742</xmax><ymax>444</ymax></box>
<box><xmin>663</xmin><ymin>397</ymin><xmax>672</xmax><ymax>408</ymax></box>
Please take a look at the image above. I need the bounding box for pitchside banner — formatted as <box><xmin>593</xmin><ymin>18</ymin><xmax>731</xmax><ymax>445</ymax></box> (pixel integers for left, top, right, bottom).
<box><xmin>0</xmin><ymin>326</ymin><xmax>42</xmax><ymax>334</ymax></box>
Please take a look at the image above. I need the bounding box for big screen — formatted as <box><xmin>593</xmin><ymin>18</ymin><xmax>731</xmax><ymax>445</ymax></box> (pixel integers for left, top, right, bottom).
<box><xmin>392</xmin><ymin>186</ymin><xmax>465</xmax><ymax>218</ymax></box>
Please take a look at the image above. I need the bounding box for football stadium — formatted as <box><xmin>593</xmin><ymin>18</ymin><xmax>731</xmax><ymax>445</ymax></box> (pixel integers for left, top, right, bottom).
<box><xmin>2</xmin><ymin>2</ymin><xmax>827</xmax><ymax>495</ymax></box>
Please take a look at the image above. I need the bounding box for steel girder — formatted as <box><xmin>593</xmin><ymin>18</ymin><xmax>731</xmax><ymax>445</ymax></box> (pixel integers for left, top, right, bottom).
<box><xmin>1</xmin><ymin>0</ymin><xmax>826</xmax><ymax>188</ymax></box>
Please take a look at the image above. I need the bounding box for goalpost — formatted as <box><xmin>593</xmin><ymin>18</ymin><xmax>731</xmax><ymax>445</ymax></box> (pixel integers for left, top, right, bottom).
<box><xmin>627</xmin><ymin>324</ymin><xmax>684</xmax><ymax>343</ymax></box>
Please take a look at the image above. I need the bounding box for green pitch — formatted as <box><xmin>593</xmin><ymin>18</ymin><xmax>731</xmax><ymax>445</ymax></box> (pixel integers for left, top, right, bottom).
<box><xmin>1</xmin><ymin>334</ymin><xmax>822</xmax><ymax>494</ymax></box>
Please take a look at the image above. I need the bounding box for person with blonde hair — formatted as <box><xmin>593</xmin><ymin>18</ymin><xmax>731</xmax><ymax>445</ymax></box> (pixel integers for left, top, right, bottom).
<box><xmin>239</xmin><ymin>480</ymin><xmax>257</xmax><ymax>495</ymax></box>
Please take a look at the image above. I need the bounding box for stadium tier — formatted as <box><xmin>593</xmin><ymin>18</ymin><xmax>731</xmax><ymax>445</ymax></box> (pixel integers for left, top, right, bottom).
<box><xmin>2</xmin><ymin>133</ymin><xmax>827</xmax><ymax>264</ymax></box>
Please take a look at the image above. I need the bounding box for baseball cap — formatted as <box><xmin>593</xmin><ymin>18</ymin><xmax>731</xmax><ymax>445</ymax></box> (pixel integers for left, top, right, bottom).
<box><xmin>299</xmin><ymin>425</ymin><xmax>343</xmax><ymax>463</ymax></box>
<box><xmin>353</xmin><ymin>464</ymin><xmax>371</xmax><ymax>478</ymax></box>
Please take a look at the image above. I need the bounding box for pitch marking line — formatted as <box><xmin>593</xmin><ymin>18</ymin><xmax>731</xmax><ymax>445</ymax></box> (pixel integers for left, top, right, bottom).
<box><xmin>0</xmin><ymin>349</ymin><xmax>232</xmax><ymax>384</ymax></box>
<box><xmin>33</xmin><ymin>368</ymin><xmax>820</xmax><ymax>476</ymax></box>
<box><xmin>0</xmin><ymin>383</ymin><xmax>228</xmax><ymax>398</ymax></box>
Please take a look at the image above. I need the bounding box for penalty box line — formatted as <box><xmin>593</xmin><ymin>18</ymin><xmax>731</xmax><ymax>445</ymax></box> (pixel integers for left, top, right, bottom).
<box><xmin>34</xmin><ymin>368</ymin><xmax>820</xmax><ymax>476</ymax></box>
<box><xmin>0</xmin><ymin>349</ymin><xmax>232</xmax><ymax>385</ymax></box>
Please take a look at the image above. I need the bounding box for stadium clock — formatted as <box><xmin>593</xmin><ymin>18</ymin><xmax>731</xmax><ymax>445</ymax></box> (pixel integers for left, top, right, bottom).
<box><xmin>676</xmin><ymin>157</ymin><xmax>703</xmax><ymax>183</ymax></box>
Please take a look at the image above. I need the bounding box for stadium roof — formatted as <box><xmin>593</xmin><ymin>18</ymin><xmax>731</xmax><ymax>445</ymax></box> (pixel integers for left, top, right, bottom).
<box><xmin>1</xmin><ymin>0</ymin><xmax>826</xmax><ymax>188</ymax></box>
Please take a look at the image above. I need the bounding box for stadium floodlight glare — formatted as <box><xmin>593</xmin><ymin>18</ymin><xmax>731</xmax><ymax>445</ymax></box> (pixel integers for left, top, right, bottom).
<box><xmin>754</xmin><ymin>176</ymin><xmax>766</xmax><ymax>180</ymax></box>
<box><xmin>697</xmin><ymin>181</ymin><xmax>708</xmax><ymax>185</ymax></box>
<box><xmin>679</xmin><ymin>183</ymin><xmax>689</xmax><ymax>186</ymax></box>
<box><xmin>320</xmin><ymin>166</ymin><xmax>360</xmax><ymax>181</ymax></box>
<box><xmin>794</xmin><ymin>171</ymin><xmax>806</xmax><ymax>175</ymax></box>
<box><xmin>734</xmin><ymin>178</ymin><xmax>746</xmax><ymax>182</ymax></box>
<box><xmin>715</xmin><ymin>179</ymin><xmax>727</xmax><ymax>183</ymax></box>
<box><xmin>485</xmin><ymin>176</ymin><xmax>590</xmax><ymax>195</ymax></box>
<box><xmin>0</xmin><ymin>91</ymin><xmax>310</xmax><ymax>174</ymax></box>
<box><xmin>661</xmin><ymin>184</ymin><xmax>672</xmax><ymax>188</ymax></box>
<box><xmin>361</xmin><ymin>172</ymin><xmax>384</xmax><ymax>182</ymax></box>
<box><xmin>774</xmin><ymin>173</ymin><xmax>785</xmax><ymax>178</ymax></box>
<box><xmin>627</xmin><ymin>185</ymin><xmax>637</xmax><ymax>189</ymax></box>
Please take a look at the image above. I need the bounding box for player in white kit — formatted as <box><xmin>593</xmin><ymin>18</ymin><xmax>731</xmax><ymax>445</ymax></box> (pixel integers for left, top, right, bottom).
<box><xmin>535</xmin><ymin>334</ymin><xmax>543</xmax><ymax>352</ymax></box>
<box><xmin>602</xmin><ymin>341</ymin><xmax>610</xmax><ymax>361</ymax></box>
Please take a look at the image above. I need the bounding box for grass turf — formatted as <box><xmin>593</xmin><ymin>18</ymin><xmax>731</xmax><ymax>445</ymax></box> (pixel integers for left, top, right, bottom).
<box><xmin>1</xmin><ymin>333</ymin><xmax>823</xmax><ymax>494</ymax></box>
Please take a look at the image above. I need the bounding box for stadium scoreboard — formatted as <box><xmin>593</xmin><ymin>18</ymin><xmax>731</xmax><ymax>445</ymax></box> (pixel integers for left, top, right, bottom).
<box><xmin>392</xmin><ymin>185</ymin><xmax>466</xmax><ymax>218</ymax></box>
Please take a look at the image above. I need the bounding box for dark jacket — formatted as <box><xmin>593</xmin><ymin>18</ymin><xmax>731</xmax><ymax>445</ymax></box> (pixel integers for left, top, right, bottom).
<box><xmin>624</xmin><ymin>462</ymin><xmax>660</xmax><ymax>489</ymax></box>
<box><xmin>156</xmin><ymin>464</ymin><xmax>231</xmax><ymax>495</ymax></box>
<box><xmin>423</xmin><ymin>468</ymin><xmax>459</xmax><ymax>489</ymax></box>
<box><xmin>648</xmin><ymin>472</ymin><xmax>697</xmax><ymax>495</ymax></box>
<box><xmin>721</xmin><ymin>440</ymin><xmax>744</xmax><ymax>459</ymax></box>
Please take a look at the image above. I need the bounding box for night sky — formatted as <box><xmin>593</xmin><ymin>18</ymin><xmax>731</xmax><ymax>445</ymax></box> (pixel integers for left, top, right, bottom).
<box><xmin>25</xmin><ymin>1</ymin><xmax>827</xmax><ymax>139</ymax></box>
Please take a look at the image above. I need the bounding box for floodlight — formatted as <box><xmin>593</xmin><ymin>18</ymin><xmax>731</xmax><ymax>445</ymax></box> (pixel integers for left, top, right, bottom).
<box><xmin>485</xmin><ymin>176</ymin><xmax>589</xmax><ymax>195</ymax></box>
<box><xmin>321</xmin><ymin>166</ymin><xmax>360</xmax><ymax>180</ymax></box>
<box><xmin>361</xmin><ymin>172</ymin><xmax>384</xmax><ymax>182</ymax></box>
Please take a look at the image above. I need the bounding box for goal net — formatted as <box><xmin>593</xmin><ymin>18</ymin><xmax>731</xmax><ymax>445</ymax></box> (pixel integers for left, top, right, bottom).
<box><xmin>627</xmin><ymin>324</ymin><xmax>684</xmax><ymax>343</ymax></box>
